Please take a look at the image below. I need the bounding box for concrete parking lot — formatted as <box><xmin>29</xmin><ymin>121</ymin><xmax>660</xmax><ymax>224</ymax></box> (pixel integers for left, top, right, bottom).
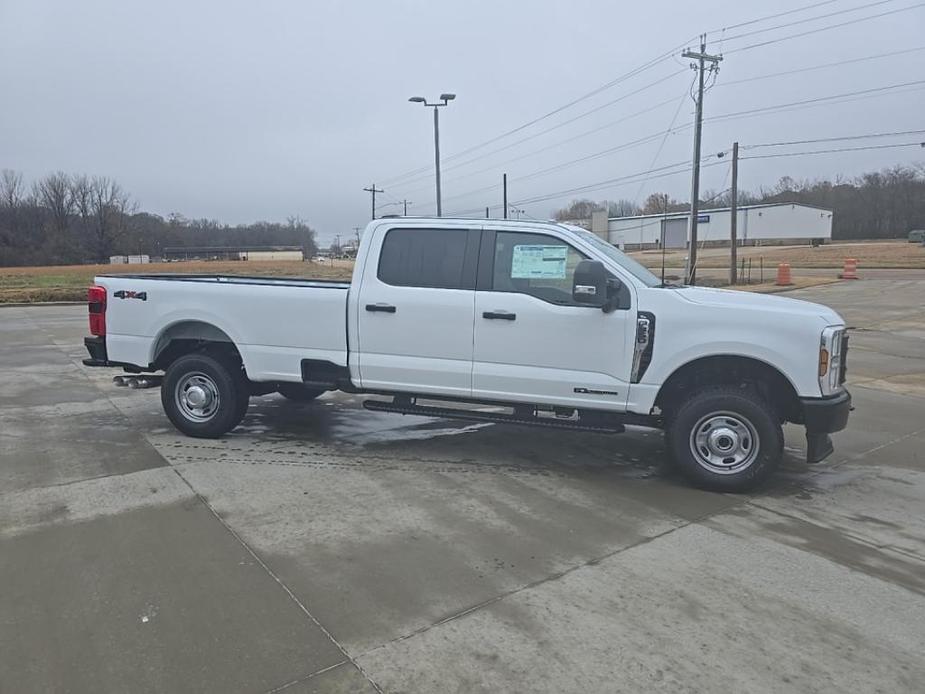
<box><xmin>2</xmin><ymin>276</ymin><xmax>924</xmax><ymax>693</ymax></box>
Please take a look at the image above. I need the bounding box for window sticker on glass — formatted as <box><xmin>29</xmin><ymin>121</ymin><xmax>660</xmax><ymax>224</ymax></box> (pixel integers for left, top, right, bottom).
<box><xmin>511</xmin><ymin>244</ymin><xmax>568</xmax><ymax>279</ymax></box>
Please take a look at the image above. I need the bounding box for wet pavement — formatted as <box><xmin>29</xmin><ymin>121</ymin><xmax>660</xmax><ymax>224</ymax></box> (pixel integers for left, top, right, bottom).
<box><xmin>1</xmin><ymin>276</ymin><xmax>924</xmax><ymax>693</ymax></box>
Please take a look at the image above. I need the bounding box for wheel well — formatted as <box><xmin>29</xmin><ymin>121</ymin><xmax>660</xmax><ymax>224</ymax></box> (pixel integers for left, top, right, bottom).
<box><xmin>655</xmin><ymin>355</ymin><xmax>802</xmax><ymax>423</ymax></box>
<box><xmin>153</xmin><ymin>321</ymin><xmax>242</xmax><ymax>371</ymax></box>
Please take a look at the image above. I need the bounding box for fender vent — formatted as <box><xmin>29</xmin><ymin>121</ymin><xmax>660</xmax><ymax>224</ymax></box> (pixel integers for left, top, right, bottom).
<box><xmin>631</xmin><ymin>311</ymin><xmax>655</xmax><ymax>383</ymax></box>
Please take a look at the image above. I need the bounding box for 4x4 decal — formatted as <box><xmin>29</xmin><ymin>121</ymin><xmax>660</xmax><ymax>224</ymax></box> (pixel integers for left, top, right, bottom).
<box><xmin>113</xmin><ymin>290</ymin><xmax>147</xmax><ymax>301</ymax></box>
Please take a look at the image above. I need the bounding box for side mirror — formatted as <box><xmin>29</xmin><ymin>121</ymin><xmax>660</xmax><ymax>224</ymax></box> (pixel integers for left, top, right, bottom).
<box><xmin>573</xmin><ymin>260</ymin><xmax>621</xmax><ymax>311</ymax></box>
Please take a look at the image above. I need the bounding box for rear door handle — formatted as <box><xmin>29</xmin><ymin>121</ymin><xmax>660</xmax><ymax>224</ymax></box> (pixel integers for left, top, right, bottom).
<box><xmin>482</xmin><ymin>310</ymin><xmax>516</xmax><ymax>321</ymax></box>
<box><xmin>365</xmin><ymin>303</ymin><xmax>396</xmax><ymax>313</ymax></box>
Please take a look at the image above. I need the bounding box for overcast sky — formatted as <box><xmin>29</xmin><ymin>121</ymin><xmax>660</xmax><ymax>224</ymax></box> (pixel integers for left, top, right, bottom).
<box><xmin>2</xmin><ymin>0</ymin><xmax>923</xmax><ymax>243</ymax></box>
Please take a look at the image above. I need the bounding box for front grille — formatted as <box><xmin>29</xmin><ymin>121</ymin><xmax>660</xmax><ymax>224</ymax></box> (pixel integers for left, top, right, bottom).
<box><xmin>838</xmin><ymin>333</ymin><xmax>848</xmax><ymax>385</ymax></box>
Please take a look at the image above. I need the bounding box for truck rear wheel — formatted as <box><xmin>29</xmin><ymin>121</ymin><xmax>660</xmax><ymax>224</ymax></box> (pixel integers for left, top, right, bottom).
<box><xmin>277</xmin><ymin>384</ymin><xmax>325</xmax><ymax>402</ymax></box>
<box><xmin>161</xmin><ymin>353</ymin><xmax>248</xmax><ymax>438</ymax></box>
<box><xmin>666</xmin><ymin>386</ymin><xmax>782</xmax><ymax>492</ymax></box>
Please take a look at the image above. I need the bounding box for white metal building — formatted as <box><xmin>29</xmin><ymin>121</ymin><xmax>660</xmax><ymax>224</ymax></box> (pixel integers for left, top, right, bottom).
<box><xmin>605</xmin><ymin>203</ymin><xmax>833</xmax><ymax>249</ymax></box>
<box><xmin>109</xmin><ymin>255</ymin><xmax>151</xmax><ymax>264</ymax></box>
<box><xmin>162</xmin><ymin>246</ymin><xmax>304</xmax><ymax>262</ymax></box>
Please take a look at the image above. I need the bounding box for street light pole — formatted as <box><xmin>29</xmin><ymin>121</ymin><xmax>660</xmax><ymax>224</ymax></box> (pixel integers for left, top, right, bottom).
<box><xmin>433</xmin><ymin>105</ymin><xmax>442</xmax><ymax>217</ymax></box>
<box><xmin>409</xmin><ymin>93</ymin><xmax>456</xmax><ymax>217</ymax></box>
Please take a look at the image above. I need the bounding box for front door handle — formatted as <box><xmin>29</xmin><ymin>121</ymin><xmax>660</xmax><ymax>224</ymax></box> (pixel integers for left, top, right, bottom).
<box><xmin>365</xmin><ymin>303</ymin><xmax>396</xmax><ymax>313</ymax></box>
<box><xmin>482</xmin><ymin>310</ymin><xmax>516</xmax><ymax>321</ymax></box>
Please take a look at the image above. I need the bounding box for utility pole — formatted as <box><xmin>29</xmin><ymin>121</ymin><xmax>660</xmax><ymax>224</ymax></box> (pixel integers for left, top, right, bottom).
<box><xmin>363</xmin><ymin>184</ymin><xmax>383</xmax><ymax>220</ymax></box>
<box><xmin>353</xmin><ymin>226</ymin><xmax>361</xmax><ymax>247</ymax></box>
<box><xmin>485</xmin><ymin>207</ymin><xmax>490</xmax><ymax>218</ymax></box>
<box><xmin>400</xmin><ymin>199</ymin><xmax>411</xmax><ymax>215</ymax></box>
<box><xmin>503</xmin><ymin>173</ymin><xmax>508</xmax><ymax>219</ymax></box>
<box><xmin>729</xmin><ymin>141</ymin><xmax>739</xmax><ymax>285</ymax></box>
<box><xmin>682</xmin><ymin>35</ymin><xmax>722</xmax><ymax>285</ymax></box>
<box><xmin>660</xmin><ymin>195</ymin><xmax>668</xmax><ymax>285</ymax></box>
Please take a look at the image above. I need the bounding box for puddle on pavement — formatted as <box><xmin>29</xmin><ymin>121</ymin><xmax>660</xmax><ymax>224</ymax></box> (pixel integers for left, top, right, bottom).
<box><xmin>124</xmin><ymin>389</ymin><xmax>833</xmax><ymax>496</ymax></box>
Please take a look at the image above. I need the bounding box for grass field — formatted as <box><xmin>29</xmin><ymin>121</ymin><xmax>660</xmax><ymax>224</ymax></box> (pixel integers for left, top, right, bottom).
<box><xmin>1</xmin><ymin>240</ymin><xmax>922</xmax><ymax>303</ymax></box>
<box><xmin>0</xmin><ymin>260</ymin><xmax>355</xmax><ymax>303</ymax></box>
<box><xmin>631</xmin><ymin>240</ymin><xmax>925</xmax><ymax>270</ymax></box>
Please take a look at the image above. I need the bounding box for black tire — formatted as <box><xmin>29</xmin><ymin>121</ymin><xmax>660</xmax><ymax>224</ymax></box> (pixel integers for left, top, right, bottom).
<box><xmin>161</xmin><ymin>353</ymin><xmax>249</xmax><ymax>438</ymax></box>
<box><xmin>232</xmin><ymin>383</ymin><xmax>250</xmax><ymax>427</ymax></box>
<box><xmin>277</xmin><ymin>384</ymin><xmax>325</xmax><ymax>402</ymax></box>
<box><xmin>665</xmin><ymin>385</ymin><xmax>782</xmax><ymax>492</ymax></box>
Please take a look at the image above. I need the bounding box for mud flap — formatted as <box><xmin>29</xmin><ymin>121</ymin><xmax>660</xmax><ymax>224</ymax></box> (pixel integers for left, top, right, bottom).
<box><xmin>806</xmin><ymin>432</ymin><xmax>834</xmax><ymax>464</ymax></box>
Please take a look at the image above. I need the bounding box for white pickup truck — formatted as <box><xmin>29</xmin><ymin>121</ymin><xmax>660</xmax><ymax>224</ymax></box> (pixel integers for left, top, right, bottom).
<box><xmin>83</xmin><ymin>217</ymin><xmax>850</xmax><ymax>491</ymax></box>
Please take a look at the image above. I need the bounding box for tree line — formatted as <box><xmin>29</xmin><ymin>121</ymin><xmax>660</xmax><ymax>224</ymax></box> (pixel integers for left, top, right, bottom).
<box><xmin>0</xmin><ymin>170</ymin><xmax>318</xmax><ymax>267</ymax></box>
<box><xmin>552</xmin><ymin>163</ymin><xmax>925</xmax><ymax>240</ymax></box>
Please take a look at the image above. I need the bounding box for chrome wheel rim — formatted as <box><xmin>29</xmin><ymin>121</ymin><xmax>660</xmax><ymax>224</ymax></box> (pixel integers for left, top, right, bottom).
<box><xmin>175</xmin><ymin>372</ymin><xmax>221</xmax><ymax>422</ymax></box>
<box><xmin>689</xmin><ymin>411</ymin><xmax>760</xmax><ymax>474</ymax></box>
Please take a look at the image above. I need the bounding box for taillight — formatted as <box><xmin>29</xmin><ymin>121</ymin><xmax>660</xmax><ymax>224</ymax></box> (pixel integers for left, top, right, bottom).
<box><xmin>88</xmin><ymin>285</ymin><xmax>106</xmax><ymax>336</ymax></box>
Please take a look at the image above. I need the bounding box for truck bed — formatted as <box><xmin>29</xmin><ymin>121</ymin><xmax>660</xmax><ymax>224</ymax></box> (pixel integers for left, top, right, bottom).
<box><xmin>100</xmin><ymin>273</ymin><xmax>351</xmax><ymax>290</ymax></box>
<box><xmin>96</xmin><ymin>273</ymin><xmax>350</xmax><ymax>383</ymax></box>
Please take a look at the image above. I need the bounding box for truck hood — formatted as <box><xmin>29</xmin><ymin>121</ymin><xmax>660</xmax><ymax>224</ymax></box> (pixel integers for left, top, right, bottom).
<box><xmin>674</xmin><ymin>286</ymin><xmax>843</xmax><ymax>324</ymax></box>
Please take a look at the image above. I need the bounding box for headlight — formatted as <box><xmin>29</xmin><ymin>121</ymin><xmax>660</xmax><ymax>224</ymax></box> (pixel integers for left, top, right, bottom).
<box><xmin>819</xmin><ymin>326</ymin><xmax>846</xmax><ymax>396</ymax></box>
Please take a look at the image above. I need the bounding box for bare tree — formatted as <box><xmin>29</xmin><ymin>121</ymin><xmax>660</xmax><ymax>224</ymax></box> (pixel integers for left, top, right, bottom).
<box><xmin>552</xmin><ymin>199</ymin><xmax>605</xmax><ymax>221</ymax></box>
<box><xmin>0</xmin><ymin>170</ymin><xmax>25</xmax><ymax>246</ymax></box>
<box><xmin>88</xmin><ymin>176</ymin><xmax>135</xmax><ymax>262</ymax></box>
<box><xmin>1</xmin><ymin>170</ymin><xmax>25</xmax><ymax>210</ymax></box>
<box><xmin>36</xmin><ymin>172</ymin><xmax>75</xmax><ymax>236</ymax></box>
<box><xmin>608</xmin><ymin>199</ymin><xmax>640</xmax><ymax>217</ymax></box>
<box><xmin>641</xmin><ymin>193</ymin><xmax>688</xmax><ymax>215</ymax></box>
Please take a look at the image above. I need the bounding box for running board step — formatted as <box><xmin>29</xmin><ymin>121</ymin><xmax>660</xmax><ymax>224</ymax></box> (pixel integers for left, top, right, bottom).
<box><xmin>363</xmin><ymin>399</ymin><xmax>625</xmax><ymax>434</ymax></box>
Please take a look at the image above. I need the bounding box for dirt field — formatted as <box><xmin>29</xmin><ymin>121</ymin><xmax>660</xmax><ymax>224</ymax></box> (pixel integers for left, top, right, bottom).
<box><xmin>630</xmin><ymin>239</ymin><xmax>925</xmax><ymax>270</ymax></box>
<box><xmin>0</xmin><ymin>260</ymin><xmax>355</xmax><ymax>303</ymax></box>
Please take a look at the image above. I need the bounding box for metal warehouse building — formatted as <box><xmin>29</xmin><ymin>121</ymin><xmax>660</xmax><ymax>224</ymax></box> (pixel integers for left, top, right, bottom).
<box><xmin>163</xmin><ymin>246</ymin><xmax>304</xmax><ymax>262</ymax></box>
<box><xmin>604</xmin><ymin>202</ymin><xmax>833</xmax><ymax>250</ymax></box>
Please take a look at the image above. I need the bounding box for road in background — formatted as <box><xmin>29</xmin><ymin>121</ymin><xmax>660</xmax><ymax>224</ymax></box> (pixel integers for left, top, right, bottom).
<box><xmin>1</xmin><ymin>276</ymin><xmax>923</xmax><ymax>693</ymax></box>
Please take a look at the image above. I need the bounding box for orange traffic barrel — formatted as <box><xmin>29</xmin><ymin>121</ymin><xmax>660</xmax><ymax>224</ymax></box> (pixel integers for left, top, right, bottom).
<box><xmin>841</xmin><ymin>258</ymin><xmax>859</xmax><ymax>279</ymax></box>
<box><xmin>776</xmin><ymin>263</ymin><xmax>793</xmax><ymax>286</ymax></box>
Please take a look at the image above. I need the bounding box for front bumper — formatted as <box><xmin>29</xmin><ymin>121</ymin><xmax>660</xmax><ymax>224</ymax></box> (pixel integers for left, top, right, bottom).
<box><xmin>800</xmin><ymin>389</ymin><xmax>852</xmax><ymax>463</ymax></box>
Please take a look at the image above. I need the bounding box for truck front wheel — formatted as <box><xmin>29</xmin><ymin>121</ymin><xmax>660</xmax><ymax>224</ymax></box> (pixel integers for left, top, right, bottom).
<box><xmin>666</xmin><ymin>386</ymin><xmax>782</xmax><ymax>492</ymax></box>
<box><xmin>162</xmin><ymin>353</ymin><xmax>249</xmax><ymax>438</ymax></box>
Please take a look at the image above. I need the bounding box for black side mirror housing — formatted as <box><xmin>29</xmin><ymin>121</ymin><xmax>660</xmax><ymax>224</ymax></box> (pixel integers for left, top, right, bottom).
<box><xmin>573</xmin><ymin>260</ymin><xmax>621</xmax><ymax>311</ymax></box>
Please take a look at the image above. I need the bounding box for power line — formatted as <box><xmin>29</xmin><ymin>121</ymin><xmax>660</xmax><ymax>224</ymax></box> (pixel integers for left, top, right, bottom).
<box><xmin>438</xmin><ymin>82</ymin><xmax>925</xmax><ymax>212</ymax></box>
<box><xmin>452</xmin><ymin>136</ymin><xmax>923</xmax><ymax>216</ymax></box>
<box><xmin>724</xmin><ymin>2</ymin><xmax>925</xmax><ymax>54</ymax></box>
<box><xmin>707</xmin><ymin>0</ymin><xmax>841</xmax><ymax>33</ymax></box>
<box><xmin>706</xmin><ymin>79</ymin><xmax>925</xmax><ymax>123</ymax></box>
<box><xmin>743</xmin><ymin>129</ymin><xmax>925</xmax><ymax>149</ymax></box>
<box><xmin>433</xmin><ymin>50</ymin><xmax>692</xmax><ymax>164</ymax></box>
<box><xmin>513</xmin><ymin>160</ymin><xmax>695</xmax><ymax>206</ymax></box>
<box><xmin>394</xmin><ymin>94</ymin><xmax>686</xmax><ymax>198</ymax></box>
<box><xmin>740</xmin><ymin>141</ymin><xmax>925</xmax><ymax>159</ymax></box>
<box><xmin>436</xmin><ymin>127</ymin><xmax>692</xmax><ymax>207</ymax></box>
<box><xmin>717</xmin><ymin>45</ymin><xmax>925</xmax><ymax>87</ymax></box>
<box><xmin>384</xmin><ymin>69</ymin><xmax>687</xmax><ymax>189</ymax></box>
<box><xmin>375</xmin><ymin>34</ymin><xmax>706</xmax><ymax>187</ymax></box>
<box><xmin>378</xmin><ymin>2</ymin><xmax>923</xmax><ymax>190</ymax></box>
<box><xmin>632</xmin><ymin>84</ymin><xmax>694</xmax><ymax>207</ymax></box>
<box><xmin>719</xmin><ymin>0</ymin><xmax>899</xmax><ymax>44</ymax></box>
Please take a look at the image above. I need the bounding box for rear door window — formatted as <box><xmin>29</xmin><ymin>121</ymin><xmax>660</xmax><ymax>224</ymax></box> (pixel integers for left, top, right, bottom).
<box><xmin>377</xmin><ymin>228</ymin><xmax>474</xmax><ymax>289</ymax></box>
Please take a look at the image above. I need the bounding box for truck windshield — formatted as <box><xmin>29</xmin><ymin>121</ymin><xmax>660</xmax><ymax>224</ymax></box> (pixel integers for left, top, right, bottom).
<box><xmin>571</xmin><ymin>228</ymin><xmax>662</xmax><ymax>287</ymax></box>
